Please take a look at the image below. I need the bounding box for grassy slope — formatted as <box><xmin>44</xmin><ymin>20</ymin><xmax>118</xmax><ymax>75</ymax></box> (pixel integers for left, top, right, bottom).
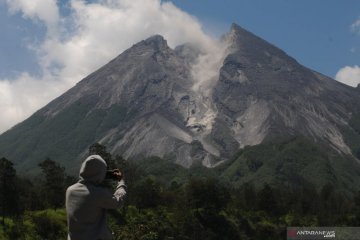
<box><xmin>0</xmin><ymin>99</ymin><xmax>128</xmax><ymax>174</ymax></box>
<box><xmin>137</xmin><ymin>137</ymin><xmax>360</xmax><ymax>194</ymax></box>
<box><xmin>220</xmin><ymin>137</ymin><xmax>360</xmax><ymax>193</ymax></box>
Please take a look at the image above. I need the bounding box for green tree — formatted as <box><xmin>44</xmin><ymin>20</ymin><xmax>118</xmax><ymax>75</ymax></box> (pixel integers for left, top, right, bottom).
<box><xmin>114</xmin><ymin>154</ymin><xmax>143</xmax><ymax>193</ymax></box>
<box><xmin>88</xmin><ymin>143</ymin><xmax>115</xmax><ymax>168</ymax></box>
<box><xmin>16</xmin><ymin>177</ymin><xmax>45</xmax><ymax>212</ymax></box>
<box><xmin>257</xmin><ymin>184</ymin><xmax>278</xmax><ymax>215</ymax></box>
<box><xmin>243</xmin><ymin>182</ymin><xmax>257</xmax><ymax>210</ymax></box>
<box><xmin>132</xmin><ymin>177</ymin><xmax>162</xmax><ymax>209</ymax></box>
<box><xmin>185</xmin><ymin>178</ymin><xmax>230</xmax><ymax>211</ymax></box>
<box><xmin>38</xmin><ymin>158</ymin><xmax>66</xmax><ymax>209</ymax></box>
<box><xmin>353</xmin><ymin>191</ymin><xmax>360</xmax><ymax>224</ymax></box>
<box><xmin>0</xmin><ymin>158</ymin><xmax>19</xmax><ymax>222</ymax></box>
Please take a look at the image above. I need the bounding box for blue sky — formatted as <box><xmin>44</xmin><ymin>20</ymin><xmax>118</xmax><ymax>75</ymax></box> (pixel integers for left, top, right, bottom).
<box><xmin>1</xmin><ymin>0</ymin><xmax>360</xmax><ymax>78</ymax></box>
<box><xmin>171</xmin><ymin>0</ymin><xmax>360</xmax><ymax>78</ymax></box>
<box><xmin>0</xmin><ymin>0</ymin><xmax>359</xmax><ymax>133</ymax></box>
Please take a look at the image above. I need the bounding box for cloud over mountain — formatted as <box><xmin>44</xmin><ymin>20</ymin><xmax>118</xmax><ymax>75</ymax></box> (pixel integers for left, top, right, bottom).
<box><xmin>0</xmin><ymin>0</ymin><xmax>219</xmax><ymax>133</ymax></box>
<box><xmin>335</xmin><ymin>65</ymin><xmax>360</xmax><ymax>87</ymax></box>
<box><xmin>334</xmin><ymin>18</ymin><xmax>360</xmax><ymax>88</ymax></box>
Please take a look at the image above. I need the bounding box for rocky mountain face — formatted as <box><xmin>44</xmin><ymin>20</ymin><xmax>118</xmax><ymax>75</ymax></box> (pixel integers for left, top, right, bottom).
<box><xmin>214</xmin><ymin>25</ymin><xmax>360</xmax><ymax>154</ymax></box>
<box><xmin>1</xmin><ymin>24</ymin><xmax>360</xmax><ymax>175</ymax></box>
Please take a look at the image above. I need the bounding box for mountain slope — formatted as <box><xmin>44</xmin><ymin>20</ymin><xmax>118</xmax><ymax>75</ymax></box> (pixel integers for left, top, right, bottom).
<box><xmin>0</xmin><ymin>35</ymin><xmax>219</xmax><ymax>173</ymax></box>
<box><xmin>0</xmin><ymin>24</ymin><xmax>360</xmax><ymax>180</ymax></box>
<box><xmin>219</xmin><ymin>137</ymin><xmax>360</xmax><ymax>193</ymax></box>
<box><xmin>213</xmin><ymin>24</ymin><xmax>360</xmax><ymax>154</ymax></box>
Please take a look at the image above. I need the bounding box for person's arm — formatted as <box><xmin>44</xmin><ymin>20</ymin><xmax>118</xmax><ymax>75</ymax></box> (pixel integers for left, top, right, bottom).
<box><xmin>112</xmin><ymin>169</ymin><xmax>126</xmax><ymax>203</ymax></box>
<box><xmin>113</xmin><ymin>179</ymin><xmax>127</xmax><ymax>202</ymax></box>
<box><xmin>98</xmin><ymin>171</ymin><xmax>127</xmax><ymax>209</ymax></box>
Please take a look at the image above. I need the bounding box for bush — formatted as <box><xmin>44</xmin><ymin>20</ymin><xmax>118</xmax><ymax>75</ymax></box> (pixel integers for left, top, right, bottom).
<box><xmin>24</xmin><ymin>209</ymin><xmax>67</xmax><ymax>240</ymax></box>
<box><xmin>0</xmin><ymin>217</ymin><xmax>23</xmax><ymax>240</ymax></box>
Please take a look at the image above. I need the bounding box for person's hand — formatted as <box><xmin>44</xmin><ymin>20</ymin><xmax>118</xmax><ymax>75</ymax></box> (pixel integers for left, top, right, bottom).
<box><xmin>111</xmin><ymin>169</ymin><xmax>123</xmax><ymax>181</ymax></box>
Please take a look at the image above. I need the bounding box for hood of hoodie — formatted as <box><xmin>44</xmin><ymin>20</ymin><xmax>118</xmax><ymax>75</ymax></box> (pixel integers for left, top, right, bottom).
<box><xmin>79</xmin><ymin>155</ymin><xmax>107</xmax><ymax>184</ymax></box>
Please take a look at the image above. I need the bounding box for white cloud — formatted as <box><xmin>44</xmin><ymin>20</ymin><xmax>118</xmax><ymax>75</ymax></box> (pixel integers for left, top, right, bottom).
<box><xmin>335</xmin><ymin>65</ymin><xmax>360</xmax><ymax>87</ymax></box>
<box><xmin>334</xmin><ymin>18</ymin><xmax>360</xmax><ymax>88</ymax></box>
<box><xmin>0</xmin><ymin>0</ymin><xmax>222</xmax><ymax>134</ymax></box>
<box><xmin>0</xmin><ymin>73</ymin><xmax>67</xmax><ymax>133</ymax></box>
<box><xmin>6</xmin><ymin>0</ymin><xmax>60</xmax><ymax>34</ymax></box>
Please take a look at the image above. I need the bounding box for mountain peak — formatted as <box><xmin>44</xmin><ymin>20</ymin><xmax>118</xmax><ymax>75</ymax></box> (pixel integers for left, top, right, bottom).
<box><xmin>145</xmin><ymin>34</ymin><xmax>166</xmax><ymax>43</ymax></box>
<box><xmin>227</xmin><ymin>23</ymin><xmax>272</xmax><ymax>50</ymax></box>
<box><xmin>224</xmin><ymin>22</ymin><xmax>297</xmax><ymax>69</ymax></box>
<box><xmin>229</xmin><ymin>23</ymin><xmax>257</xmax><ymax>38</ymax></box>
<box><xmin>230</xmin><ymin>23</ymin><xmax>245</xmax><ymax>33</ymax></box>
<box><xmin>141</xmin><ymin>34</ymin><xmax>168</xmax><ymax>50</ymax></box>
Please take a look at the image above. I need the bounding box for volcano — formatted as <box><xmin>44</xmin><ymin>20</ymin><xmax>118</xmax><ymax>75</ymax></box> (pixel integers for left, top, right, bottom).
<box><xmin>1</xmin><ymin>24</ymin><xmax>360</xmax><ymax>182</ymax></box>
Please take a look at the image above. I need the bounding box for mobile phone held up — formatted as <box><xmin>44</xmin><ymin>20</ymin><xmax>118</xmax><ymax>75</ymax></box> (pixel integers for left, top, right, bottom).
<box><xmin>105</xmin><ymin>169</ymin><xmax>122</xmax><ymax>180</ymax></box>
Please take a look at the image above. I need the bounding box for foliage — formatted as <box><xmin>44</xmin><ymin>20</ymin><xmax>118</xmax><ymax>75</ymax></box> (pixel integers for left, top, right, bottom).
<box><xmin>220</xmin><ymin>137</ymin><xmax>360</xmax><ymax>193</ymax></box>
<box><xmin>1</xmin><ymin>140</ymin><xmax>360</xmax><ymax>239</ymax></box>
<box><xmin>25</xmin><ymin>209</ymin><xmax>67</xmax><ymax>240</ymax></box>
<box><xmin>38</xmin><ymin>158</ymin><xmax>67</xmax><ymax>209</ymax></box>
<box><xmin>0</xmin><ymin>210</ymin><xmax>67</xmax><ymax>240</ymax></box>
<box><xmin>0</xmin><ymin>157</ymin><xmax>19</xmax><ymax>218</ymax></box>
<box><xmin>89</xmin><ymin>142</ymin><xmax>114</xmax><ymax>167</ymax></box>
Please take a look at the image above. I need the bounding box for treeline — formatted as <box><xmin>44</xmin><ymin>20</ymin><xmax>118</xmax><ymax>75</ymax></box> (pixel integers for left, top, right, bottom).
<box><xmin>0</xmin><ymin>156</ymin><xmax>72</xmax><ymax>239</ymax></box>
<box><xmin>0</xmin><ymin>157</ymin><xmax>75</xmax><ymax>216</ymax></box>
<box><xmin>1</xmin><ymin>144</ymin><xmax>360</xmax><ymax>239</ymax></box>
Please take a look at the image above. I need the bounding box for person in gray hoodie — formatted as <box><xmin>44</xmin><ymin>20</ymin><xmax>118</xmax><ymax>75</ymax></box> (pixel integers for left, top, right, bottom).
<box><xmin>66</xmin><ymin>155</ymin><xmax>126</xmax><ymax>240</ymax></box>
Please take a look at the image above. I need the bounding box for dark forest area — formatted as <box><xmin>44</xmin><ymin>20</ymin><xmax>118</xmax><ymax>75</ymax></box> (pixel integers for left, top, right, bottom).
<box><xmin>1</xmin><ymin>143</ymin><xmax>360</xmax><ymax>240</ymax></box>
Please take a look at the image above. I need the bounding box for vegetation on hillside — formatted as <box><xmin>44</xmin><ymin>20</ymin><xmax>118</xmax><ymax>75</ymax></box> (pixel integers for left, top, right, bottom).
<box><xmin>1</xmin><ymin>139</ymin><xmax>360</xmax><ymax>239</ymax></box>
